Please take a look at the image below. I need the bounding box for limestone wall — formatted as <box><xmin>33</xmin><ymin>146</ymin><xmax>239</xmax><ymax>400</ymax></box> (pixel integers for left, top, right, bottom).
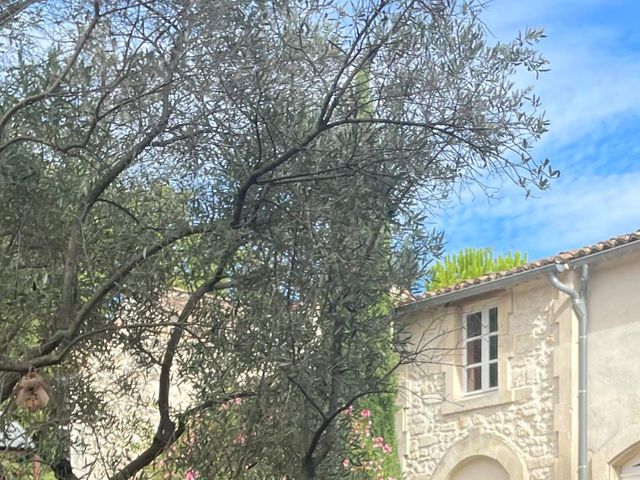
<box><xmin>398</xmin><ymin>278</ymin><xmax>564</xmax><ymax>480</ymax></box>
<box><xmin>584</xmin><ymin>249</ymin><xmax>640</xmax><ymax>479</ymax></box>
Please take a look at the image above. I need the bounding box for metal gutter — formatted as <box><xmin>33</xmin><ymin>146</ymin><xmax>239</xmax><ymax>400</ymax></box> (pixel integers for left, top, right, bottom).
<box><xmin>550</xmin><ymin>264</ymin><xmax>589</xmax><ymax>480</ymax></box>
<box><xmin>555</xmin><ymin>240</ymin><xmax>640</xmax><ymax>479</ymax></box>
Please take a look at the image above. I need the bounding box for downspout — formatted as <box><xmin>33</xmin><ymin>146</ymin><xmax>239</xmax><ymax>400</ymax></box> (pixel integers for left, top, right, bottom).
<box><xmin>550</xmin><ymin>264</ymin><xmax>589</xmax><ymax>480</ymax></box>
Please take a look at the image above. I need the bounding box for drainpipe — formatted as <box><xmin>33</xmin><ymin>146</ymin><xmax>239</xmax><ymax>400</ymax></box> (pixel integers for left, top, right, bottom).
<box><xmin>550</xmin><ymin>264</ymin><xmax>589</xmax><ymax>480</ymax></box>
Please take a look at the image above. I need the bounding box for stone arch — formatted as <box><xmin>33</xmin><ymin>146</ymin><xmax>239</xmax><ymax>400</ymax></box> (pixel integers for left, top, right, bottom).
<box><xmin>588</xmin><ymin>428</ymin><xmax>640</xmax><ymax>479</ymax></box>
<box><xmin>608</xmin><ymin>440</ymin><xmax>640</xmax><ymax>479</ymax></box>
<box><xmin>430</xmin><ymin>430</ymin><xmax>528</xmax><ymax>480</ymax></box>
<box><xmin>450</xmin><ymin>455</ymin><xmax>508</xmax><ymax>480</ymax></box>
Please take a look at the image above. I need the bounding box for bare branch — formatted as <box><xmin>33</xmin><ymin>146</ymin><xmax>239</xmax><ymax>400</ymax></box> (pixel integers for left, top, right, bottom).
<box><xmin>0</xmin><ymin>1</ymin><xmax>100</xmax><ymax>136</ymax></box>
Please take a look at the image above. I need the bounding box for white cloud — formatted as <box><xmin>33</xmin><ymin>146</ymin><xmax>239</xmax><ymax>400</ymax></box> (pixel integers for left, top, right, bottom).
<box><xmin>481</xmin><ymin>0</ymin><xmax>608</xmax><ymax>36</ymax></box>
<box><xmin>432</xmin><ymin>1</ymin><xmax>640</xmax><ymax>260</ymax></box>
<box><xmin>483</xmin><ymin>0</ymin><xmax>640</xmax><ymax>147</ymax></box>
<box><xmin>536</xmin><ymin>45</ymin><xmax>640</xmax><ymax>147</ymax></box>
<box><xmin>439</xmin><ymin>169</ymin><xmax>640</xmax><ymax>259</ymax></box>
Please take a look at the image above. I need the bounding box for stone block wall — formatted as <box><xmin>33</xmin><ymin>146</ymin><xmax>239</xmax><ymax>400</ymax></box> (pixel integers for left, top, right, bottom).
<box><xmin>398</xmin><ymin>280</ymin><xmax>561</xmax><ymax>479</ymax></box>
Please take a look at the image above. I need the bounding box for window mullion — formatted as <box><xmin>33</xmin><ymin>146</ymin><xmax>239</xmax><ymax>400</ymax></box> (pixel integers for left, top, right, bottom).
<box><xmin>481</xmin><ymin>309</ymin><xmax>489</xmax><ymax>390</ymax></box>
<box><xmin>463</xmin><ymin>329</ymin><xmax>468</xmax><ymax>394</ymax></box>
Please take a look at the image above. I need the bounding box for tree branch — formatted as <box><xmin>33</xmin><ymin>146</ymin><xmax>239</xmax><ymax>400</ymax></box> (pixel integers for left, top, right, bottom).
<box><xmin>0</xmin><ymin>223</ymin><xmax>219</xmax><ymax>375</ymax></box>
<box><xmin>110</xmin><ymin>239</ymin><xmax>242</xmax><ymax>480</ymax></box>
<box><xmin>288</xmin><ymin>376</ymin><xmax>327</xmax><ymax>421</ymax></box>
<box><xmin>0</xmin><ymin>1</ymin><xmax>100</xmax><ymax>136</ymax></box>
<box><xmin>0</xmin><ymin>0</ymin><xmax>43</xmax><ymax>27</ymax></box>
<box><xmin>230</xmin><ymin>126</ymin><xmax>327</xmax><ymax>228</ymax></box>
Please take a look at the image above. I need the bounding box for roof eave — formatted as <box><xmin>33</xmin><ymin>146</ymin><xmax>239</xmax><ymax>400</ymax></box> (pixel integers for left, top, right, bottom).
<box><xmin>396</xmin><ymin>237</ymin><xmax>640</xmax><ymax>316</ymax></box>
<box><xmin>396</xmin><ymin>263</ymin><xmax>558</xmax><ymax>315</ymax></box>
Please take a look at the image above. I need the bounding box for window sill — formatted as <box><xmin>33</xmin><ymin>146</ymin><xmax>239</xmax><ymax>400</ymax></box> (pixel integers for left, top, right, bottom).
<box><xmin>441</xmin><ymin>387</ymin><xmax>531</xmax><ymax>416</ymax></box>
<box><xmin>465</xmin><ymin>387</ymin><xmax>498</xmax><ymax>397</ymax></box>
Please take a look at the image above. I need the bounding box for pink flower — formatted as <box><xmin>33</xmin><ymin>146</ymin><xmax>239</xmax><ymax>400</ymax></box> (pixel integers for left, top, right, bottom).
<box><xmin>185</xmin><ymin>470</ymin><xmax>198</xmax><ymax>480</ymax></box>
<box><xmin>234</xmin><ymin>397</ymin><xmax>242</xmax><ymax>405</ymax></box>
<box><xmin>360</xmin><ymin>409</ymin><xmax>371</xmax><ymax>418</ymax></box>
<box><xmin>342</xmin><ymin>458</ymin><xmax>350</xmax><ymax>468</ymax></box>
<box><xmin>220</xmin><ymin>401</ymin><xmax>229</xmax><ymax>410</ymax></box>
<box><xmin>382</xmin><ymin>443</ymin><xmax>393</xmax><ymax>453</ymax></box>
<box><xmin>346</xmin><ymin>405</ymin><xmax>354</xmax><ymax>415</ymax></box>
<box><xmin>373</xmin><ymin>436</ymin><xmax>384</xmax><ymax>448</ymax></box>
<box><xmin>233</xmin><ymin>434</ymin><xmax>246</xmax><ymax>445</ymax></box>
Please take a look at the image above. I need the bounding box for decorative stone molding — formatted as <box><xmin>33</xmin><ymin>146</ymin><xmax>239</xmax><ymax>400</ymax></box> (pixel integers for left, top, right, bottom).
<box><xmin>593</xmin><ymin>437</ymin><xmax>640</xmax><ymax>480</ymax></box>
<box><xmin>551</xmin><ymin>280</ymin><xmax>579</xmax><ymax>480</ymax></box>
<box><xmin>429</xmin><ymin>430</ymin><xmax>528</xmax><ymax>480</ymax></box>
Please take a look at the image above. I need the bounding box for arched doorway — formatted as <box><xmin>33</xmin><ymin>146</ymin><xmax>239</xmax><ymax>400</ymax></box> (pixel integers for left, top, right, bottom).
<box><xmin>429</xmin><ymin>431</ymin><xmax>528</xmax><ymax>480</ymax></box>
<box><xmin>451</xmin><ymin>455</ymin><xmax>509</xmax><ymax>480</ymax></box>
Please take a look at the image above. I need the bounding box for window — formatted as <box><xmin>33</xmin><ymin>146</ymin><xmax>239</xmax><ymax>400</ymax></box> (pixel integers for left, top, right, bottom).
<box><xmin>463</xmin><ymin>306</ymin><xmax>498</xmax><ymax>394</ymax></box>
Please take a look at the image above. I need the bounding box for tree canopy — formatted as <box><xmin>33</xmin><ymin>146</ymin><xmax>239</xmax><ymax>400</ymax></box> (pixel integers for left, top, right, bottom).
<box><xmin>0</xmin><ymin>1</ymin><xmax>555</xmax><ymax>478</ymax></box>
<box><xmin>427</xmin><ymin>248</ymin><xmax>529</xmax><ymax>291</ymax></box>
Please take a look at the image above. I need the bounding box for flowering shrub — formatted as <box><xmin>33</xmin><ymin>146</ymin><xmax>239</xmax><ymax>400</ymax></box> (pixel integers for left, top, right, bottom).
<box><xmin>341</xmin><ymin>407</ymin><xmax>398</xmax><ymax>480</ymax></box>
<box><xmin>147</xmin><ymin>396</ymin><xmax>252</xmax><ymax>479</ymax></box>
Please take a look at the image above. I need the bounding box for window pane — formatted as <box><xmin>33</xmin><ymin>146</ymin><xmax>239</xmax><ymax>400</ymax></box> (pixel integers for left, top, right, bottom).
<box><xmin>489</xmin><ymin>362</ymin><xmax>498</xmax><ymax>388</ymax></box>
<box><xmin>489</xmin><ymin>335</ymin><xmax>498</xmax><ymax>360</ymax></box>
<box><xmin>466</xmin><ymin>339</ymin><xmax>482</xmax><ymax>364</ymax></box>
<box><xmin>467</xmin><ymin>366</ymin><xmax>482</xmax><ymax>391</ymax></box>
<box><xmin>489</xmin><ymin>307</ymin><xmax>498</xmax><ymax>332</ymax></box>
<box><xmin>466</xmin><ymin>312</ymin><xmax>482</xmax><ymax>337</ymax></box>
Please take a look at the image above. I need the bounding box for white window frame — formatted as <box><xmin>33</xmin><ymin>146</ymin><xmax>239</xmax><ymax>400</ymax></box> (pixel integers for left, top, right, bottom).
<box><xmin>462</xmin><ymin>306</ymin><xmax>499</xmax><ymax>395</ymax></box>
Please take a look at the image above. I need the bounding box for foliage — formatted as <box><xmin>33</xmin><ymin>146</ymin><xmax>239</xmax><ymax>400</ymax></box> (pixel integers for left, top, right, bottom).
<box><xmin>427</xmin><ymin>248</ymin><xmax>528</xmax><ymax>290</ymax></box>
<box><xmin>0</xmin><ymin>1</ymin><xmax>554</xmax><ymax>479</ymax></box>
<box><xmin>0</xmin><ymin>457</ymin><xmax>56</xmax><ymax>480</ymax></box>
<box><xmin>349</xmin><ymin>395</ymin><xmax>401</xmax><ymax>479</ymax></box>
<box><xmin>351</xmin><ymin>304</ymin><xmax>402</xmax><ymax>480</ymax></box>
<box><xmin>340</xmin><ymin>408</ymin><xmax>398</xmax><ymax>480</ymax></box>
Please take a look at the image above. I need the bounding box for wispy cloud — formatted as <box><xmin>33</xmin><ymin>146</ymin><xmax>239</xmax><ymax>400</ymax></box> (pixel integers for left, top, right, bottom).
<box><xmin>440</xmin><ymin>169</ymin><xmax>640</xmax><ymax>259</ymax></box>
<box><xmin>485</xmin><ymin>0</ymin><xmax>640</xmax><ymax>147</ymax></box>
<box><xmin>435</xmin><ymin>0</ymin><xmax>640</xmax><ymax>260</ymax></box>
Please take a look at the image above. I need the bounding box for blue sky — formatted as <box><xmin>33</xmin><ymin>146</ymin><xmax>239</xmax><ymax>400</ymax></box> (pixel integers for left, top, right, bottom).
<box><xmin>436</xmin><ymin>0</ymin><xmax>640</xmax><ymax>260</ymax></box>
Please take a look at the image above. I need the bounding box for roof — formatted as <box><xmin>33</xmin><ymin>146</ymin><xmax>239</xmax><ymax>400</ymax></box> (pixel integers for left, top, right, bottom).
<box><xmin>399</xmin><ymin>229</ymin><xmax>640</xmax><ymax>307</ymax></box>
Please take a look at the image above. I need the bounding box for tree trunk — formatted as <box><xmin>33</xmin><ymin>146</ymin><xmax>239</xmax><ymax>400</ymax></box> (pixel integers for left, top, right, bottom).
<box><xmin>301</xmin><ymin>457</ymin><xmax>316</xmax><ymax>480</ymax></box>
<box><xmin>52</xmin><ymin>458</ymin><xmax>79</xmax><ymax>480</ymax></box>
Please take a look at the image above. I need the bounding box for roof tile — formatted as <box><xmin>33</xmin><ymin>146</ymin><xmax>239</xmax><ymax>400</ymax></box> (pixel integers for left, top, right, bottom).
<box><xmin>400</xmin><ymin>229</ymin><xmax>640</xmax><ymax>305</ymax></box>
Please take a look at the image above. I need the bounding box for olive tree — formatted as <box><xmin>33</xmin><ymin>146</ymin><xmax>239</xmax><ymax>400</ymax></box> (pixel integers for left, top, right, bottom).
<box><xmin>0</xmin><ymin>0</ymin><xmax>555</xmax><ymax>478</ymax></box>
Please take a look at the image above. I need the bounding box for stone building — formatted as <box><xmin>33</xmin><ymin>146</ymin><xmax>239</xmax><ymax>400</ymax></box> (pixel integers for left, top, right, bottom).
<box><xmin>394</xmin><ymin>230</ymin><xmax>640</xmax><ymax>480</ymax></box>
